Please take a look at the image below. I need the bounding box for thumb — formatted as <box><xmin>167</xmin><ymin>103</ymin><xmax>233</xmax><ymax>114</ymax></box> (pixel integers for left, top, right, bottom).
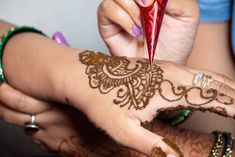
<box><xmin>166</xmin><ymin>0</ymin><xmax>199</xmax><ymax>18</ymax></box>
<box><xmin>135</xmin><ymin>0</ymin><xmax>155</xmax><ymax>7</ymax></box>
<box><xmin>123</xmin><ymin>124</ymin><xmax>183</xmax><ymax>157</ymax></box>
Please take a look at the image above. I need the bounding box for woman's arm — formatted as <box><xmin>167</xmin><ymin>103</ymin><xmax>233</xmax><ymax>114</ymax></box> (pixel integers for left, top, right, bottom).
<box><xmin>0</xmin><ymin>94</ymin><xmax>216</xmax><ymax>157</ymax></box>
<box><xmin>1</xmin><ymin>20</ymin><xmax>235</xmax><ymax>156</ymax></box>
<box><xmin>187</xmin><ymin>22</ymin><xmax>235</xmax><ymax>79</ymax></box>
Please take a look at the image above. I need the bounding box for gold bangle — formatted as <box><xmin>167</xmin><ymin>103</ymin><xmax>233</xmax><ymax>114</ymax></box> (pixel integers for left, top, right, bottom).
<box><xmin>209</xmin><ymin>131</ymin><xmax>224</xmax><ymax>157</ymax></box>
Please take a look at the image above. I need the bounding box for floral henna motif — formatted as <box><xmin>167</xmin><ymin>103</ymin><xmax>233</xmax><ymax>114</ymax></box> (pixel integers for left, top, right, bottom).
<box><xmin>79</xmin><ymin>50</ymin><xmax>162</xmax><ymax>110</ymax></box>
<box><xmin>79</xmin><ymin>51</ymin><xmax>234</xmax><ymax>116</ymax></box>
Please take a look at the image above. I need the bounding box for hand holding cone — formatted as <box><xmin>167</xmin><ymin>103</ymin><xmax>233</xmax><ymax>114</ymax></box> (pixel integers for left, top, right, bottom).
<box><xmin>140</xmin><ymin>0</ymin><xmax>168</xmax><ymax>64</ymax></box>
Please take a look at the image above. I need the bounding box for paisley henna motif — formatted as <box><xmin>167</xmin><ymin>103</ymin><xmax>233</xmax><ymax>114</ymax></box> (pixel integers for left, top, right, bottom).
<box><xmin>79</xmin><ymin>51</ymin><xmax>162</xmax><ymax>110</ymax></box>
<box><xmin>79</xmin><ymin>51</ymin><xmax>234</xmax><ymax>115</ymax></box>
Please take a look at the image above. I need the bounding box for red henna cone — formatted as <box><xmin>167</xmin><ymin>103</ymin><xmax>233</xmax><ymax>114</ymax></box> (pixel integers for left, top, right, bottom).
<box><xmin>140</xmin><ymin>0</ymin><xmax>168</xmax><ymax>64</ymax></box>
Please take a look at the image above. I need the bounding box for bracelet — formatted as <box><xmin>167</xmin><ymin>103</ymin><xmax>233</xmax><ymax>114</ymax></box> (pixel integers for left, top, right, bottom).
<box><xmin>222</xmin><ymin>132</ymin><xmax>234</xmax><ymax>157</ymax></box>
<box><xmin>209</xmin><ymin>131</ymin><xmax>224</xmax><ymax>157</ymax></box>
<box><xmin>0</xmin><ymin>26</ymin><xmax>46</xmax><ymax>82</ymax></box>
<box><xmin>164</xmin><ymin>108</ymin><xmax>191</xmax><ymax>126</ymax></box>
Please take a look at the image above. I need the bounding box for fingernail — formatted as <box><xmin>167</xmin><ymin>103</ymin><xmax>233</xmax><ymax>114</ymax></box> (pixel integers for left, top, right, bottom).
<box><xmin>132</xmin><ymin>25</ymin><xmax>142</xmax><ymax>36</ymax></box>
<box><xmin>141</xmin><ymin>0</ymin><xmax>147</xmax><ymax>5</ymax></box>
<box><xmin>52</xmin><ymin>32</ymin><xmax>69</xmax><ymax>46</ymax></box>
<box><xmin>167</xmin><ymin>154</ymin><xmax>176</xmax><ymax>157</ymax></box>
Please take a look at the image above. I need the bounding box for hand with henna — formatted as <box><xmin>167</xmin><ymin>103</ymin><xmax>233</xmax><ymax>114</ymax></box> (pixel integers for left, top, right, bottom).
<box><xmin>98</xmin><ymin>0</ymin><xmax>199</xmax><ymax>64</ymax></box>
<box><xmin>0</xmin><ymin>95</ymin><xmax>218</xmax><ymax>157</ymax></box>
<box><xmin>1</xmin><ymin>20</ymin><xmax>235</xmax><ymax>156</ymax></box>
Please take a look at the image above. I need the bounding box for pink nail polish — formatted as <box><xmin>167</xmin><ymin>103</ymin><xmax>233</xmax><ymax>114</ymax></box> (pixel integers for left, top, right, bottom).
<box><xmin>52</xmin><ymin>32</ymin><xmax>69</xmax><ymax>46</ymax></box>
<box><xmin>141</xmin><ymin>0</ymin><xmax>147</xmax><ymax>5</ymax></box>
<box><xmin>132</xmin><ymin>25</ymin><xmax>142</xmax><ymax>36</ymax></box>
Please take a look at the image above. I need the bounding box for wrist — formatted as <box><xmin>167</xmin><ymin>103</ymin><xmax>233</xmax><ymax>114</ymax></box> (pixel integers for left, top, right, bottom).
<box><xmin>62</xmin><ymin>50</ymin><xmax>99</xmax><ymax>111</ymax></box>
<box><xmin>3</xmin><ymin>31</ymin><xmax>80</xmax><ymax>102</ymax></box>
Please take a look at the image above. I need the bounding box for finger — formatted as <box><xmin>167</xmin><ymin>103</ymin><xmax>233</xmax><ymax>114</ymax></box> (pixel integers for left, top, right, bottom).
<box><xmin>0</xmin><ymin>104</ymin><xmax>30</xmax><ymax>127</ymax></box>
<box><xmin>210</xmin><ymin>80</ymin><xmax>235</xmax><ymax>98</ymax></box>
<box><xmin>189</xmin><ymin>68</ymin><xmax>235</xmax><ymax>90</ymax></box>
<box><xmin>99</xmin><ymin>0</ymin><xmax>141</xmax><ymax>37</ymax></box>
<box><xmin>114</xmin><ymin>0</ymin><xmax>142</xmax><ymax>26</ymax></box>
<box><xmin>32</xmin><ymin>138</ymin><xmax>50</xmax><ymax>152</ymax></box>
<box><xmin>36</xmin><ymin>108</ymin><xmax>68</xmax><ymax>126</ymax></box>
<box><xmin>0</xmin><ymin>83</ymin><xmax>51</xmax><ymax>114</ymax></box>
<box><xmin>177</xmin><ymin>86</ymin><xmax>235</xmax><ymax>119</ymax></box>
<box><xmin>123</xmin><ymin>124</ymin><xmax>181</xmax><ymax>157</ymax></box>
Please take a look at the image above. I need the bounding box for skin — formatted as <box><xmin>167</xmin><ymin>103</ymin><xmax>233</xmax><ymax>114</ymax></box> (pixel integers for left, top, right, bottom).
<box><xmin>0</xmin><ymin>95</ymin><xmax>216</xmax><ymax>157</ymax></box>
<box><xmin>0</xmin><ymin>1</ymin><xmax>201</xmax><ymax>155</ymax></box>
<box><xmin>186</xmin><ymin>20</ymin><xmax>235</xmax><ymax>134</ymax></box>
<box><xmin>98</xmin><ymin>0</ymin><xmax>199</xmax><ymax>64</ymax></box>
<box><xmin>0</xmin><ymin>19</ymin><xmax>234</xmax><ymax>157</ymax></box>
<box><xmin>0</xmin><ymin>1</ymin><xmax>234</xmax><ymax>157</ymax></box>
<box><xmin>98</xmin><ymin>0</ymin><xmax>235</xmax><ymax>136</ymax></box>
<box><xmin>98</xmin><ymin>0</ymin><xmax>200</xmax><ymax>123</ymax></box>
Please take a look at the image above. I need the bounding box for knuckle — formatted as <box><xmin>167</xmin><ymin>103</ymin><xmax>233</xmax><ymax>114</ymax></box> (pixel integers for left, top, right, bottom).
<box><xmin>99</xmin><ymin>0</ymin><xmax>109</xmax><ymax>15</ymax></box>
<box><xmin>162</xmin><ymin>62</ymin><xmax>178</xmax><ymax>70</ymax></box>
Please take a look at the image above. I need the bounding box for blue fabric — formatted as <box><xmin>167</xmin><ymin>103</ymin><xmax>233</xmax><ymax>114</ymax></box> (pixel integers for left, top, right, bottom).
<box><xmin>198</xmin><ymin>0</ymin><xmax>235</xmax><ymax>55</ymax></box>
<box><xmin>198</xmin><ymin>0</ymin><xmax>232</xmax><ymax>22</ymax></box>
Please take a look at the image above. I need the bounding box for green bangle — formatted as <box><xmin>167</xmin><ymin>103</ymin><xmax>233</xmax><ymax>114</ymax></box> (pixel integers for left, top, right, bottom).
<box><xmin>0</xmin><ymin>26</ymin><xmax>46</xmax><ymax>82</ymax></box>
<box><xmin>222</xmin><ymin>132</ymin><xmax>234</xmax><ymax>157</ymax></box>
<box><xmin>165</xmin><ymin>108</ymin><xmax>191</xmax><ymax>126</ymax></box>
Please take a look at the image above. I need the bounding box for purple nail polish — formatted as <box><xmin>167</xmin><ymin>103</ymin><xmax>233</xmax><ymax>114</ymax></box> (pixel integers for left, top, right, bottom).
<box><xmin>52</xmin><ymin>32</ymin><xmax>69</xmax><ymax>46</ymax></box>
<box><xmin>141</xmin><ymin>0</ymin><xmax>147</xmax><ymax>4</ymax></box>
<box><xmin>132</xmin><ymin>25</ymin><xmax>142</xmax><ymax>36</ymax></box>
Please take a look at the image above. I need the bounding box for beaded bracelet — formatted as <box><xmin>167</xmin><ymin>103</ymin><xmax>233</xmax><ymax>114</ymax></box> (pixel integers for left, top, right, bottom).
<box><xmin>209</xmin><ymin>131</ymin><xmax>224</xmax><ymax>157</ymax></box>
<box><xmin>209</xmin><ymin>131</ymin><xmax>234</xmax><ymax>157</ymax></box>
<box><xmin>0</xmin><ymin>26</ymin><xmax>46</xmax><ymax>82</ymax></box>
<box><xmin>222</xmin><ymin>132</ymin><xmax>234</xmax><ymax>157</ymax></box>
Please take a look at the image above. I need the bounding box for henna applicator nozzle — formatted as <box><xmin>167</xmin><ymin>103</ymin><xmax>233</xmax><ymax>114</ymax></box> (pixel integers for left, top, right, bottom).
<box><xmin>140</xmin><ymin>0</ymin><xmax>168</xmax><ymax>65</ymax></box>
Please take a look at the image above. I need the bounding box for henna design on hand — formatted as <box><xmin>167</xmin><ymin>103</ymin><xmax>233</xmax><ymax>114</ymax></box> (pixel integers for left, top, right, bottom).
<box><xmin>79</xmin><ymin>51</ymin><xmax>162</xmax><ymax>110</ymax></box>
<box><xmin>79</xmin><ymin>51</ymin><xmax>234</xmax><ymax>117</ymax></box>
<box><xmin>163</xmin><ymin>138</ymin><xmax>183</xmax><ymax>157</ymax></box>
<box><xmin>143</xmin><ymin>121</ymin><xmax>214</xmax><ymax>157</ymax></box>
<box><xmin>151</xmin><ymin>147</ymin><xmax>166</xmax><ymax>157</ymax></box>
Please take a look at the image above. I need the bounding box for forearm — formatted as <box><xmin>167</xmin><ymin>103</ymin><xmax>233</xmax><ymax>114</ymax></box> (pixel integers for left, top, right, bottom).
<box><xmin>187</xmin><ymin>22</ymin><xmax>235</xmax><ymax>79</ymax></box>
<box><xmin>1</xmin><ymin>20</ymin><xmax>88</xmax><ymax>106</ymax></box>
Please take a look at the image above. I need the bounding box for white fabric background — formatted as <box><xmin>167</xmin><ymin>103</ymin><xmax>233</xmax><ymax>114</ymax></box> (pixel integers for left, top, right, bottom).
<box><xmin>0</xmin><ymin>0</ymin><xmax>109</xmax><ymax>53</ymax></box>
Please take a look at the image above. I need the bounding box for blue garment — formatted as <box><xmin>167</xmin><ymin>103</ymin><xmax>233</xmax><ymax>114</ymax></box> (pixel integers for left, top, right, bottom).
<box><xmin>198</xmin><ymin>0</ymin><xmax>235</xmax><ymax>56</ymax></box>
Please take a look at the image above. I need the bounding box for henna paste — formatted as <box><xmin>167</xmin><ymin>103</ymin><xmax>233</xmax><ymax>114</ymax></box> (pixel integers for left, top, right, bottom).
<box><xmin>163</xmin><ymin>138</ymin><xmax>183</xmax><ymax>157</ymax></box>
<box><xmin>79</xmin><ymin>50</ymin><xmax>162</xmax><ymax>110</ymax></box>
<box><xmin>151</xmin><ymin>147</ymin><xmax>166</xmax><ymax>157</ymax></box>
<box><xmin>79</xmin><ymin>50</ymin><xmax>234</xmax><ymax>116</ymax></box>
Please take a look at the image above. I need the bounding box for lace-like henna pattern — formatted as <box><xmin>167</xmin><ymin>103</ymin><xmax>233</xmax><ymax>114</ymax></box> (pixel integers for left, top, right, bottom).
<box><xmin>151</xmin><ymin>147</ymin><xmax>166</xmax><ymax>157</ymax></box>
<box><xmin>143</xmin><ymin>121</ymin><xmax>214</xmax><ymax>157</ymax></box>
<box><xmin>79</xmin><ymin>51</ymin><xmax>234</xmax><ymax>115</ymax></box>
<box><xmin>58</xmin><ymin>133</ymin><xmax>111</xmax><ymax>157</ymax></box>
<box><xmin>79</xmin><ymin>50</ymin><xmax>162</xmax><ymax>110</ymax></box>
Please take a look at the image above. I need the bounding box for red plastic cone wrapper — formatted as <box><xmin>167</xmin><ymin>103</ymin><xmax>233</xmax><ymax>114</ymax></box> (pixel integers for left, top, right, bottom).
<box><xmin>140</xmin><ymin>0</ymin><xmax>168</xmax><ymax>64</ymax></box>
